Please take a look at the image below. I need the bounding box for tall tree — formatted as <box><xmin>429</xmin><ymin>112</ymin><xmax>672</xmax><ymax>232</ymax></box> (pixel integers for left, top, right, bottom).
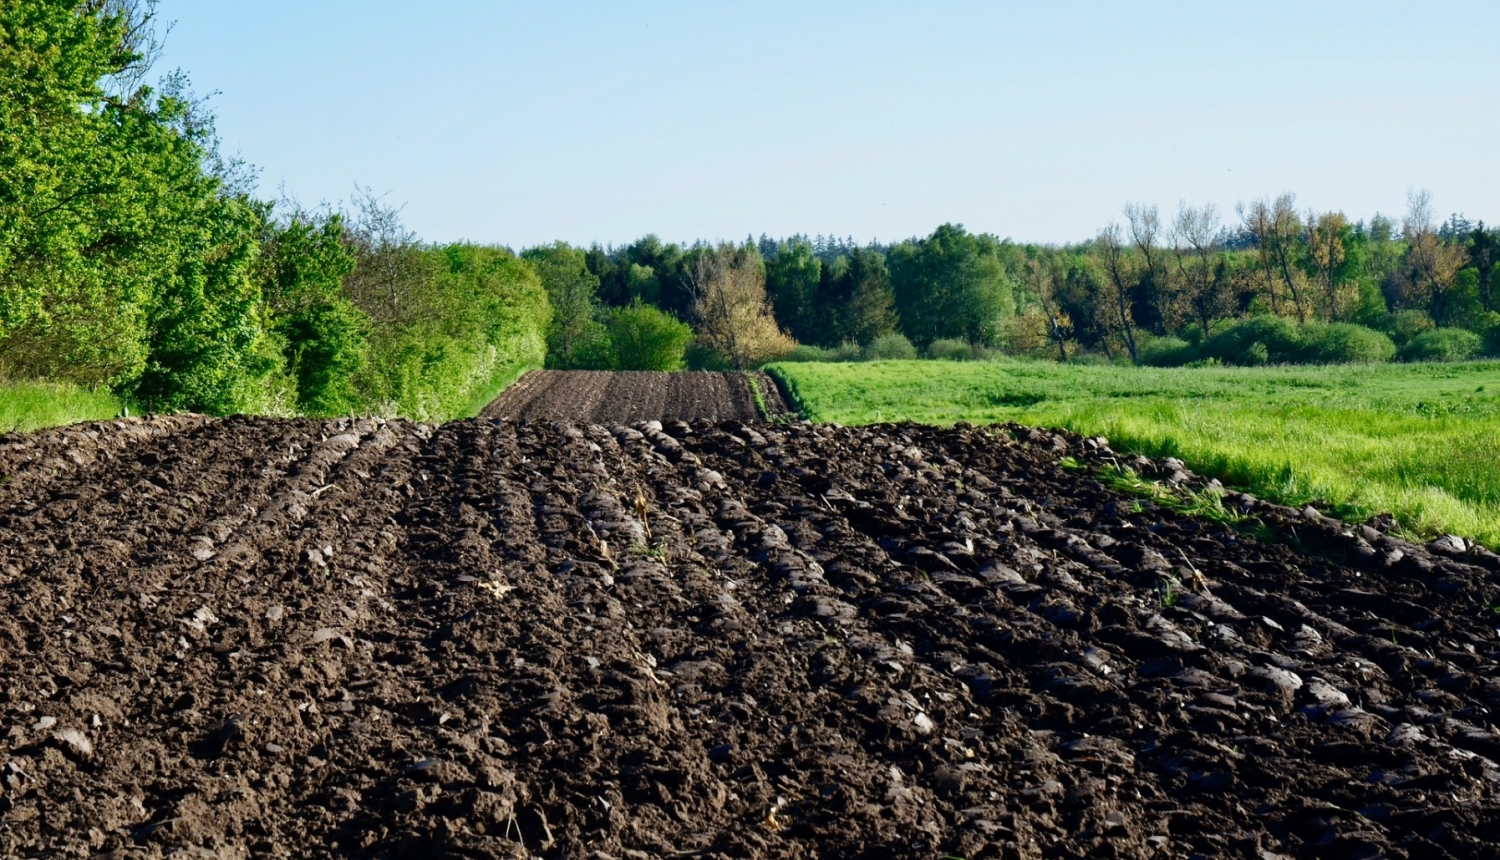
<box><xmin>1171</xmin><ymin>202</ymin><xmax>1227</xmax><ymax>334</ymax></box>
<box><xmin>836</xmin><ymin>247</ymin><xmax>899</xmax><ymax>346</ymax></box>
<box><xmin>0</xmin><ymin>0</ymin><xmax>281</xmax><ymax>411</ymax></box>
<box><xmin>1123</xmin><ymin>203</ymin><xmax>1170</xmax><ymax>334</ymax></box>
<box><xmin>1466</xmin><ymin>222</ymin><xmax>1498</xmax><ymax>313</ymax></box>
<box><xmin>1402</xmin><ymin>190</ymin><xmax>1465</xmax><ymax>325</ymax></box>
<box><xmin>1096</xmin><ymin>224</ymin><xmax>1139</xmax><ymax>361</ymax></box>
<box><xmin>764</xmin><ymin>239</ymin><xmax>821</xmax><ymax>343</ymax></box>
<box><xmin>522</xmin><ymin>242</ymin><xmax>608</xmax><ymax>369</ymax></box>
<box><xmin>1021</xmin><ymin>254</ymin><xmax>1069</xmax><ymax>361</ymax></box>
<box><xmin>1239</xmin><ymin>194</ymin><xmax>1310</xmax><ymax>322</ymax></box>
<box><xmin>888</xmin><ymin>224</ymin><xmax>1014</xmax><ymax>348</ymax></box>
<box><xmin>688</xmin><ymin>243</ymin><xmax>794</xmax><ymax>368</ymax></box>
<box><xmin>1304</xmin><ymin>211</ymin><xmax>1353</xmax><ymax>320</ymax></box>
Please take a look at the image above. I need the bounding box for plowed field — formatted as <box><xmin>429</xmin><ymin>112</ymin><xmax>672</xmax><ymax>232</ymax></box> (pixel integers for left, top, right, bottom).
<box><xmin>481</xmin><ymin>371</ymin><xmax>785</xmax><ymax>423</ymax></box>
<box><xmin>3</xmin><ymin>409</ymin><xmax>1500</xmax><ymax>859</ymax></box>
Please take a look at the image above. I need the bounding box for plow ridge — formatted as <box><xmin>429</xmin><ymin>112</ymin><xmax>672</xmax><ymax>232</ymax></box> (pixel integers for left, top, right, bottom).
<box><xmin>0</xmin><ymin>412</ymin><xmax>1497</xmax><ymax>857</ymax></box>
<box><xmin>481</xmin><ymin>370</ymin><xmax>787</xmax><ymax>424</ymax></box>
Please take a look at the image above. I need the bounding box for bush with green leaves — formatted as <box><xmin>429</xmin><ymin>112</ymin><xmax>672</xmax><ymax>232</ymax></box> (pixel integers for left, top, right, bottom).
<box><xmin>782</xmin><ymin>341</ymin><xmax>884</xmax><ymax>363</ymax></box>
<box><xmin>1399</xmin><ymin>328</ymin><xmax>1483</xmax><ymax>363</ymax></box>
<box><xmin>928</xmin><ymin>338</ymin><xmax>977</xmax><ymax>361</ymax></box>
<box><xmin>1381</xmin><ymin>310</ymin><xmax>1437</xmax><ymax>348</ymax></box>
<box><xmin>356</xmin><ymin>244</ymin><xmax>550</xmax><ymax>420</ymax></box>
<box><xmin>604</xmin><ymin>302</ymin><xmax>693</xmax><ymax>371</ymax></box>
<box><xmin>0</xmin><ymin>2</ymin><xmax>286</xmax><ymax>414</ymax></box>
<box><xmin>1190</xmin><ymin>316</ymin><xmax>1394</xmax><ymax>366</ymax></box>
<box><xmin>1297</xmin><ymin>323</ymin><xmax>1396</xmax><ymax>365</ymax></box>
<box><xmin>864</xmin><ymin>333</ymin><xmax>918</xmax><ymax>361</ymax></box>
<box><xmin>1475</xmin><ymin>312</ymin><xmax>1500</xmax><ymax>357</ymax></box>
<box><xmin>1199</xmin><ymin>315</ymin><xmax>1304</xmax><ymax>365</ymax></box>
<box><xmin>1137</xmin><ymin>336</ymin><xmax>1198</xmax><ymax>367</ymax></box>
<box><xmin>256</xmin><ymin>209</ymin><xmax>365</xmax><ymax>415</ymax></box>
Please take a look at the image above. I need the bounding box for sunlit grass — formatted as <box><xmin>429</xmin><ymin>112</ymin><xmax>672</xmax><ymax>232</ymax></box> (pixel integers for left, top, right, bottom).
<box><xmin>768</xmin><ymin>359</ymin><xmax>1500</xmax><ymax>548</ymax></box>
<box><xmin>0</xmin><ymin>380</ymin><xmax>123</xmax><ymax>434</ymax></box>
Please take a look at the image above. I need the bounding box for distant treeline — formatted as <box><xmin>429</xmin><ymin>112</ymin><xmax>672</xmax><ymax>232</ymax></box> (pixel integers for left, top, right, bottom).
<box><xmin>1011</xmin><ymin>196</ymin><xmax>1500</xmax><ymax>367</ymax></box>
<box><xmin>4</xmin><ymin>2</ymin><xmax>1497</xmax><ymax>423</ymax></box>
<box><xmin>536</xmin><ymin>197</ymin><xmax>1499</xmax><ymax>370</ymax></box>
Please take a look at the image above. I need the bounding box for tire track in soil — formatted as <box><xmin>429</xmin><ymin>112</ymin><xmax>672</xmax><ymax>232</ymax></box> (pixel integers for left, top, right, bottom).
<box><xmin>2</xmin><ymin>416</ymin><xmax>1500</xmax><ymax>858</ymax></box>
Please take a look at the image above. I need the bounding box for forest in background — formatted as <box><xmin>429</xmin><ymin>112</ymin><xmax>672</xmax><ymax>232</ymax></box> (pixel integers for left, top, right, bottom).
<box><xmin>4</xmin><ymin>1</ymin><xmax>1498</xmax><ymax>426</ymax></box>
<box><xmin>552</xmin><ymin>195</ymin><xmax>1499</xmax><ymax>372</ymax></box>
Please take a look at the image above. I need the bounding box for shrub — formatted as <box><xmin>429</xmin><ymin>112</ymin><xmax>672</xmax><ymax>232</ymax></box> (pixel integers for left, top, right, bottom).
<box><xmin>257</xmin><ymin>211</ymin><xmax>364</xmax><ymax>415</ymax></box>
<box><xmin>1382</xmin><ymin>309</ymin><xmax>1435</xmax><ymax>348</ymax></box>
<box><xmin>685</xmin><ymin>343</ymin><xmax>732</xmax><ymax>371</ymax></box>
<box><xmin>826</xmin><ymin>342</ymin><xmax>865</xmax><ymax>362</ymax></box>
<box><xmin>1298</xmin><ymin>323</ymin><xmax>1396</xmax><ymax>364</ymax></box>
<box><xmin>1200</xmin><ymin>315</ymin><xmax>1303</xmax><ymax>365</ymax></box>
<box><xmin>928</xmin><ymin>338</ymin><xmax>976</xmax><ymax>361</ymax></box>
<box><xmin>864</xmin><ymin>333</ymin><xmax>918</xmax><ymax>361</ymax></box>
<box><xmin>1400</xmin><ymin>328</ymin><xmax>1484</xmax><ymax>363</ymax></box>
<box><xmin>276</xmin><ymin>300</ymin><xmax>369</xmax><ymax>416</ymax></box>
<box><xmin>356</xmin><ymin>244</ymin><xmax>550</xmax><ymax>421</ymax></box>
<box><xmin>781</xmin><ymin>342</ymin><xmax>864</xmax><ymax>363</ymax></box>
<box><xmin>1138</xmin><ymin>336</ymin><xmax>1198</xmax><ymax>367</ymax></box>
<box><xmin>780</xmin><ymin>345</ymin><xmax>828</xmax><ymax>363</ymax></box>
<box><xmin>1475</xmin><ymin>311</ymin><xmax>1500</xmax><ymax>357</ymax></box>
<box><xmin>605</xmin><ymin>302</ymin><xmax>693</xmax><ymax>371</ymax></box>
<box><xmin>1066</xmin><ymin>352</ymin><xmax>1111</xmax><ymax>366</ymax></box>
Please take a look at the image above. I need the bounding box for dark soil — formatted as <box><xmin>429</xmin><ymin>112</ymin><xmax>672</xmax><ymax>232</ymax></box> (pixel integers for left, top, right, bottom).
<box><xmin>1</xmin><ymin>412</ymin><xmax>1499</xmax><ymax>859</ymax></box>
<box><xmin>481</xmin><ymin>371</ymin><xmax>786</xmax><ymax>424</ymax></box>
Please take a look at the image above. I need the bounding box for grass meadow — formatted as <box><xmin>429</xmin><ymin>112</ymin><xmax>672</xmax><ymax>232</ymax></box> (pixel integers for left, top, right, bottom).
<box><xmin>768</xmin><ymin>359</ymin><xmax>1500</xmax><ymax>549</ymax></box>
<box><xmin>0</xmin><ymin>380</ymin><xmax>122</xmax><ymax>434</ymax></box>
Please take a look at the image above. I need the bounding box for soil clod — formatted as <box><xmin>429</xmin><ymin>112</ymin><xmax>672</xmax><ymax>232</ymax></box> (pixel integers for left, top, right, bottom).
<box><xmin>1</xmin><ymin>408</ymin><xmax>1498</xmax><ymax>858</ymax></box>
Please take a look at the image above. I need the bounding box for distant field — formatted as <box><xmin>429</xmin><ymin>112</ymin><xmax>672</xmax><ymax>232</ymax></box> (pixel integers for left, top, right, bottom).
<box><xmin>768</xmin><ymin>359</ymin><xmax>1500</xmax><ymax>548</ymax></box>
<box><xmin>0</xmin><ymin>381</ymin><xmax>122</xmax><ymax>434</ymax></box>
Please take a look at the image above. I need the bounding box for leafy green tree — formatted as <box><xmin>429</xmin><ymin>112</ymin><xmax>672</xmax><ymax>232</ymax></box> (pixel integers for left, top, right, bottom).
<box><xmin>888</xmin><ymin>224</ymin><xmax>1015</xmax><ymax>348</ymax></box>
<box><xmin>257</xmin><ymin>209</ymin><xmax>364</xmax><ymax>415</ymax></box>
<box><xmin>1464</xmin><ymin>222</ymin><xmax>1497</xmax><ymax>314</ymax></box>
<box><xmin>0</xmin><ymin>1</ymin><xmax>284</xmax><ymax>412</ymax></box>
<box><xmin>605</xmin><ymin>301</ymin><xmax>693</xmax><ymax>371</ymax></box>
<box><xmin>522</xmin><ymin>242</ymin><xmax>609</xmax><ymax>369</ymax></box>
<box><xmin>132</xmin><ymin>190</ymin><xmax>281</xmax><ymax>414</ymax></box>
<box><xmin>359</xmin><ymin>243</ymin><xmax>550</xmax><ymax>420</ymax></box>
<box><xmin>588</xmin><ymin>235</ymin><xmax>692</xmax><ymax>316</ymax></box>
<box><xmin>765</xmin><ymin>239</ymin><xmax>821</xmax><ymax>343</ymax></box>
<box><xmin>820</xmin><ymin>247</ymin><xmax>898</xmax><ymax>346</ymax></box>
<box><xmin>0</xmin><ymin>0</ymin><xmax>130</xmax><ymax>339</ymax></box>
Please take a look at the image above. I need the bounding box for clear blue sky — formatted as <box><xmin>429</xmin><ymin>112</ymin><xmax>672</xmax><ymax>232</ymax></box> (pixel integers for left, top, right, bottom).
<box><xmin>162</xmin><ymin>1</ymin><xmax>1500</xmax><ymax>248</ymax></box>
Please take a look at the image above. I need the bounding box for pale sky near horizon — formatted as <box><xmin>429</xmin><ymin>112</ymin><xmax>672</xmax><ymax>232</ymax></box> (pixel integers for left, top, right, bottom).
<box><xmin>162</xmin><ymin>1</ymin><xmax>1500</xmax><ymax>248</ymax></box>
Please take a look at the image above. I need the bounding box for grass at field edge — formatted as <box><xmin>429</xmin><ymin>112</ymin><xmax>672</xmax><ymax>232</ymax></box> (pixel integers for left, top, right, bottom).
<box><xmin>767</xmin><ymin>359</ymin><xmax>1500</xmax><ymax>550</ymax></box>
<box><xmin>0</xmin><ymin>380</ymin><xmax>124</xmax><ymax>434</ymax></box>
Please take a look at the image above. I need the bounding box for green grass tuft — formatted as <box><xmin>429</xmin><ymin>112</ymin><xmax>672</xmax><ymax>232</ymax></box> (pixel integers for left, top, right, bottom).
<box><xmin>768</xmin><ymin>358</ymin><xmax>1500</xmax><ymax>549</ymax></box>
<box><xmin>0</xmin><ymin>380</ymin><xmax>124</xmax><ymax>433</ymax></box>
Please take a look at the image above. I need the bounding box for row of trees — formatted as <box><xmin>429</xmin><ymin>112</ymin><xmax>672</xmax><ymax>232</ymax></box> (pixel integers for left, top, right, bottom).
<box><xmin>1022</xmin><ymin>192</ymin><xmax>1499</xmax><ymax>364</ymax></box>
<box><xmin>543</xmin><ymin>195</ymin><xmax>1499</xmax><ymax>371</ymax></box>
<box><xmin>537</xmin><ymin>224</ymin><xmax>1024</xmax><ymax>370</ymax></box>
<box><xmin>0</xmin><ymin>0</ymin><xmax>549</xmax><ymax>418</ymax></box>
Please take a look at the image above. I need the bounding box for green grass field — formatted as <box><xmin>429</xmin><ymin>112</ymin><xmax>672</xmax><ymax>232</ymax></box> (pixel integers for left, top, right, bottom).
<box><xmin>768</xmin><ymin>359</ymin><xmax>1500</xmax><ymax>549</ymax></box>
<box><xmin>0</xmin><ymin>380</ymin><xmax>123</xmax><ymax>434</ymax></box>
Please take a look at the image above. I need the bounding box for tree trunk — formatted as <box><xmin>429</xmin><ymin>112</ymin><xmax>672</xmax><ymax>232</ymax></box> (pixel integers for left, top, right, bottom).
<box><xmin>1050</xmin><ymin>316</ymin><xmax>1068</xmax><ymax>362</ymax></box>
